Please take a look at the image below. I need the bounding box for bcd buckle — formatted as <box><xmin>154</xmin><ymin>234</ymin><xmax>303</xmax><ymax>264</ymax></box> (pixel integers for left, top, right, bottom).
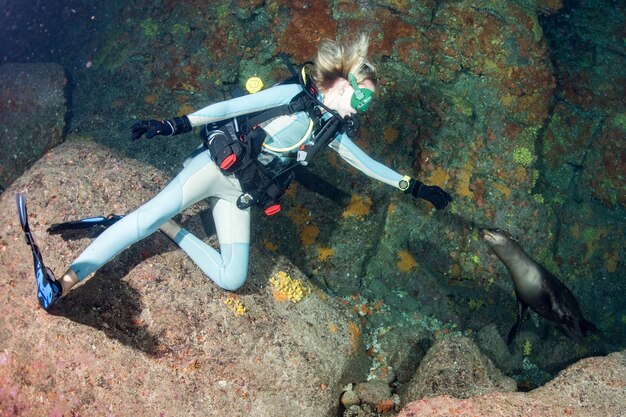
<box><xmin>264</xmin><ymin>204</ymin><xmax>281</xmax><ymax>216</ymax></box>
<box><xmin>236</xmin><ymin>193</ymin><xmax>255</xmax><ymax>210</ymax></box>
<box><xmin>220</xmin><ymin>154</ymin><xmax>237</xmax><ymax>170</ymax></box>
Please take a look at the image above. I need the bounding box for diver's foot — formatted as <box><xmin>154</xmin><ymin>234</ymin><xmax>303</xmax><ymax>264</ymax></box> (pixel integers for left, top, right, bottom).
<box><xmin>58</xmin><ymin>268</ymin><xmax>80</xmax><ymax>296</ymax></box>
<box><xmin>16</xmin><ymin>193</ymin><xmax>63</xmax><ymax>310</ymax></box>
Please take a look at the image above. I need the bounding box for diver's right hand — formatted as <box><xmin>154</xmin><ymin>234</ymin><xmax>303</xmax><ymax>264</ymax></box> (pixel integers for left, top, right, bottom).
<box><xmin>130</xmin><ymin>119</ymin><xmax>172</xmax><ymax>139</ymax></box>
<box><xmin>130</xmin><ymin>116</ymin><xmax>192</xmax><ymax>139</ymax></box>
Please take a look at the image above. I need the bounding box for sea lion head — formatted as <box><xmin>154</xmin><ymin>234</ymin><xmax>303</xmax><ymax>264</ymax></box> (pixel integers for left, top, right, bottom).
<box><xmin>480</xmin><ymin>228</ymin><xmax>517</xmax><ymax>248</ymax></box>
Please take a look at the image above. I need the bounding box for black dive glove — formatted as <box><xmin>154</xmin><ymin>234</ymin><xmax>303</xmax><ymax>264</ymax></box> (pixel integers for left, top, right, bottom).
<box><xmin>403</xmin><ymin>178</ymin><xmax>453</xmax><ymax>210</ymax></box>
<box><xmin>130</xmin><ymin>115</ymin><xmax>192</xmax><ymax>139</ymax></box>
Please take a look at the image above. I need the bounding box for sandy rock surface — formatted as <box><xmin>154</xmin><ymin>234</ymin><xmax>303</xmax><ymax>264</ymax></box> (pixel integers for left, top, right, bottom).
<box><xmin>0</xmin><ymin>140</ymin><xmax>367</xmax><ymax>417</ymax></box>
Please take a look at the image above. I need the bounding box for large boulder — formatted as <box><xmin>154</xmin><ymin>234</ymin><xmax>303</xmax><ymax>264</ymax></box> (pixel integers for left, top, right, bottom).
<box><xmin>0</xmin><ymin>140</ymin><xmax>369</xmax><ymax>416</ymax></box>
<box><xmin>397</xmin><ymin>349</ymin><xmax>626</xmax><ymax>417</ymax></box>
<box><xmin>0</xmin><ymin>63</ymin><xmax>67</xmax><ymax>191</ymax></box>
<box><xmin>401</xmin><ymin>335</ymin><xmax>517</xmax><ymax>402</ymax></box>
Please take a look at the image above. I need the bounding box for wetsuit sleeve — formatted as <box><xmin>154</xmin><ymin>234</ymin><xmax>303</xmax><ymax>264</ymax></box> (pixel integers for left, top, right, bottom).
<box><xmin>186</xmin><ymin>84</ymin><xmax>303</xmax><ymax>127</ymax></box>
<box><xmin>328</xmin><ymin>133</ymin><xmax>407</xmax><ymax>189</ymax></box>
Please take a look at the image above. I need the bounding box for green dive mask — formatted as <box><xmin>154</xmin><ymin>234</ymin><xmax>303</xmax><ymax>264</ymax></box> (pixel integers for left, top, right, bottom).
<box><xmin>348</xmin><ymin>73</ymin><xmax>374</xmax><ymax>112</ymax></box>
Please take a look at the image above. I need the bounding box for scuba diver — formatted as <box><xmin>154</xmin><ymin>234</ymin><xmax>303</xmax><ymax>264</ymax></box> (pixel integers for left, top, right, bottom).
<box><xmin>18</xmin><ymin>34</ymin><xmax>452</xmax><ymax>310</ymax></box>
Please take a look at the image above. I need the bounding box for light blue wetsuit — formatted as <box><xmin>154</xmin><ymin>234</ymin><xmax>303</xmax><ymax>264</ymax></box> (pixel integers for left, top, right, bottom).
<box><xmin>70</xmin><ymin>83</ymin><xmax>406</xmax><ymax>290</ymax></box>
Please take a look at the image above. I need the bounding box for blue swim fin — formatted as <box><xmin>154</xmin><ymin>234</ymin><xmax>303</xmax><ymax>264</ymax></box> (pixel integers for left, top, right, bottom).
<box><xmin>16</xmin><ymin>193</ymin><xmax>62</xmax><ymax>310</ymax></box>
<box><xmin>47</xmin><ymin>214</ymin><xmax>124</xmax><ymax>233</ymax></box>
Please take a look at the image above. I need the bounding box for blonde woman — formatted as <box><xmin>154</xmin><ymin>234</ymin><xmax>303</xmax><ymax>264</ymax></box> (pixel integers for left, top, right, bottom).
<box><xmin>18</xmin><ymin>35</ymin><xmax>452</xmax><ymax>310</ymax></box>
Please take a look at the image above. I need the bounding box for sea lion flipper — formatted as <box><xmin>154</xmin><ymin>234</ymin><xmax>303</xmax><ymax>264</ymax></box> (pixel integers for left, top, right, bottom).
<box><xmin>507</xmin><ymin>299</ymin><xmax>528</xmax><ymax>345</ymax></box>
<box><xmin>561</xmin><ymin>315</ymin><xmax>599</xmax><ymax>341</ymax></box>
<box><xmin>580</xmin><ymin>318</ymin><xmax>598</xmax><ymax>336</ymax></box>
<box><xmin>506</xmin><ymin>324</ymin><xmax>519</xmax><ymax>345</ymax></box>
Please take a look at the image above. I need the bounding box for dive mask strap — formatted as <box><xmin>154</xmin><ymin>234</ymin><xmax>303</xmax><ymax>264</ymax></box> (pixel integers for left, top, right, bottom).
<box><xmin>348</xmin><ymin>73</ymin><xmax>364</xmax><ymax>100</ymax></box>
<box><xmin>348</xmin><ymin>73</ymin><xmax>373</xmax><ymax>112</ymax></box>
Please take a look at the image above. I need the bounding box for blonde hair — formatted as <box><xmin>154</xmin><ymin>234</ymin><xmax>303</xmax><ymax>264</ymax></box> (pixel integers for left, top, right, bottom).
<box><xmin>312</xmin><ymin>34</ymin><xmax>378</xmax><ymax>91</ymax></box>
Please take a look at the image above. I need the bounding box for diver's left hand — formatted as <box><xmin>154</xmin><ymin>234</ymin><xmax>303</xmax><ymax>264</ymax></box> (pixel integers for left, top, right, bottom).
<box><xmin>406</xmin><ymin>179</ymin><xmax>453</xmax><ymax>210</ymax></box>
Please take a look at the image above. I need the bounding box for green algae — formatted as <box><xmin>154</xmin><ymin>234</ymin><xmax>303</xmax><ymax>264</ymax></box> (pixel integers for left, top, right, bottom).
<box><xmin>513</xmin><ymin>146</ymin><xmax>534</xmax><ymax>166</ymax></box>
<box><xmin>513</xmin><ymin>357</ymin><xmax>552</xmax><ymax>388</ymax></box>
<box><xmin>170</xmin><ymin>23</ymin><xmax>190</xmax><ymax>37</ymax></box>
<box><xmin>522</xmin><ymin>339</ymin><xmax>533</xmax><ymax>356</ymax></box>
<box><xmin>468</xmin><ymin>298</ymin><xmax>485</xmax><ymax>311</ymax></box>
<box><xmin>536</xmin><ymin>247</ymin><xmax>560</xmax><ymax>277</ymax></box>
<box><xmin>140</xmin><ymin>19</ymin><xmax>159</xmax><ymax>38</ymax></box>
<box><xmin>531</xmin><ymin>169</ymin><xmax>540</xmax><ymax>187</ymax></box>
<box><xmin>612</xmin><ymin>112</ymin><xmax>626</xmax><ymax>129</ymax></box>
<box><xmin>452</xmin><ymin>95</ymin><xmax>474</xmax><ymax>117</ymax></box>
<box><xmin>92</xmin><ymin>40</ymin><xmax>131</xmax><ymax>70</ymax></box>
<box><xmin>528</xmin><ymin>12</ymin><xmax>543</xmax><ymax>43</ymax></box>
<box><xmin>215</xmin><ymin>3</ymin><xmax>231</xmax><ymax>21</ymax></box>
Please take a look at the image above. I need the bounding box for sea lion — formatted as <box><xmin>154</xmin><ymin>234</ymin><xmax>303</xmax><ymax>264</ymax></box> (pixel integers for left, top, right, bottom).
<box><xmin>480</xmin><ymin>228</ymin><xmax>597</xmax><ymax>344</ymax></box>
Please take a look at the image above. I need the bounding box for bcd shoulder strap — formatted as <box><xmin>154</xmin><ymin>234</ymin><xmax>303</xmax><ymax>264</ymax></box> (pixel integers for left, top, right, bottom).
<box><xmin>238</xmin><ymin>92</ymin><xmax>319</xmax><ymax>134</ymax></box>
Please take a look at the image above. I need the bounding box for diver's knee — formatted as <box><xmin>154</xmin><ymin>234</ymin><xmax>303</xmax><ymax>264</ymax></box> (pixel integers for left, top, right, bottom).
<box><xmin>220</xmin><ymin>262</ymin><xmax>248</xmax><ymax>291</ymax></box>
<box><xmin>215</xmin><ymin>243</ymin><xmax>249</xmax><ymax>291</ymax></box>
<box><xmin>218</xmin><ymin>267</ymin><xmax>248</xmax><ymax>291</ymax></box>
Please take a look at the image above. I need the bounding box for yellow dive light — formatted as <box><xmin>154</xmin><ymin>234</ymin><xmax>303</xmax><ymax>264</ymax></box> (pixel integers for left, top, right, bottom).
<box><xmin>245</xmin><ymin>76</ymin><xmax>264</xmax><ymax>94</ymax></box>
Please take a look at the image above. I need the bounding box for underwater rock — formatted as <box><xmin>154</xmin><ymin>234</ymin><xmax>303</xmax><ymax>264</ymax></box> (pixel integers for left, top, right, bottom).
<box><xmin>355</xmin><ymin>379</ymin><xmax>393</xmax><ymax>408</ymax></box>
<box><xmin>0</xmin><ymin>62</ymin><xmax>67</xmax><ymax>190</ymax></box>
<box><xmin>377</xmin><ymin>323</ymin><xmax>433</xmax><ymax>384</ymax></box>
<box><xmin>582</xmin><ymin>121</ymin><xmax>626</xmax><ymax>208</ymax></box>
<box><xmin>476</xmin><ymin>323</ymin><xmax>524</xmax><ymax>374</ymax></box>
<box><xmin>541</xmin><ymin>0</ymin><xmax>626</xmax><ymax>209</ymax></box>
<box><xmin>0</xmin><ymin>141</ymin><xmax>368</xmax><ymax>417</ymax></box>
<box><xmin>523</xmin><ymin>0</ymin><xmax>563</xmax><ymax>15</ymax></box>
<box><xmin>341</xmin><ymin>379</ymin><xmax>401</xmax><ymax>416</ymax></box>
<box><xmin>397</xmin><ymin>349</ymin><xmax>626</xmax><ymax>417</ymax></box>
<box><xmin>401</xmin><ymin>335</ymin><xmax>517</xmax><ymax>402</ymax></box>
<box><xmin>341</xmin><ymin>384</ymin><xmax>361</xmax><ymax>408</ymax></box>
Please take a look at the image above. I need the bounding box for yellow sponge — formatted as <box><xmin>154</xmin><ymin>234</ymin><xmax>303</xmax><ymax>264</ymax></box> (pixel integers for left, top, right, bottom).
<box><xmin>270</xmin><ymin>271</ymin><xmax>310</xmax><ymax>303</ymax></box>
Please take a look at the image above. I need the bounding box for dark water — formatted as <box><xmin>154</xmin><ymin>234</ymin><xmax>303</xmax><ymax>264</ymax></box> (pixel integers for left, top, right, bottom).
<box><xmin>1</xmin><ymin>0</ymin><xmax>79</xmax><ymax>62</ymax></box>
